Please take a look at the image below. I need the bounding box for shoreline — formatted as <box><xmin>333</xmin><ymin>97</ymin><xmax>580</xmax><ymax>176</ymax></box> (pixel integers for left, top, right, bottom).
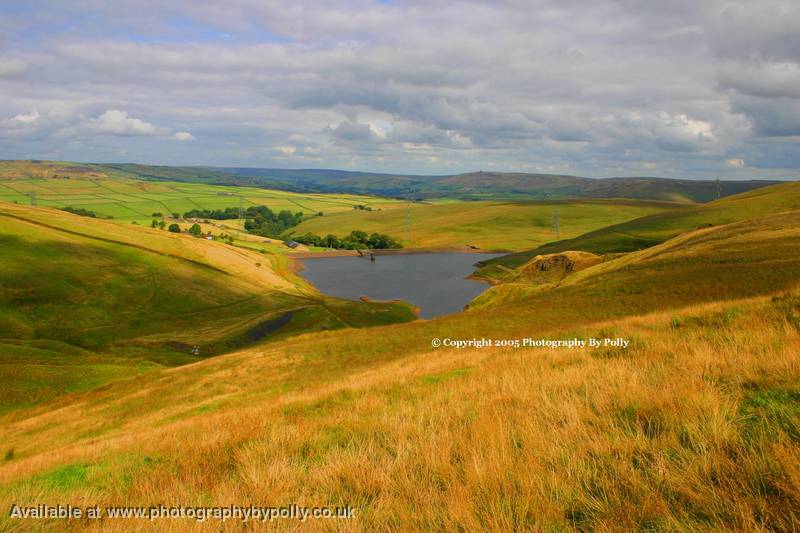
<box><xmin>289</xmin><ymin>247</ymin><xmax>510</xmax><ymax>259</ymax></box>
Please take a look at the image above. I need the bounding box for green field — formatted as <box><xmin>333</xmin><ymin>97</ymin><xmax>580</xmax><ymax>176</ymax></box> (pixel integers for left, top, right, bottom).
<box><xmin>2</xmin><ymin>162</ymin><xmax>800</xmax><ymax>531</ymax></box>
<box><xmin>0</xmin><ymin>178</ymin><xmax>402</xmax><ymax>225</ymax></box>
<box><xmin>89</xmin><ymin>162</ymin><xmax>781</xmax><ymax>203</ymax></box>
<box><xmin>477</xmin><ymin>180</ymin><xmax>800</xmax><ymax>279</ymax></box>
<box><xmin>2</xmin><ymin>181</ymin><xmax>800</xmax><ymax>530</ymax></box>
<box><xmin>292</xmin><ymin>198</ymin><xmax>684</xmax><ymax>251</ymax></box>
<box><xmin>0</xmin><ymin>202</ymin><xmax>415</xmax><ymax>413</ymax></box>
<box><xmin>0</xmin><ymin>161</ymin><xmax>405</xmax><ymax>226</ymax></box>
<box><xmin>0</xmin><ymin>161</ymin><xmax>688</xmax><ymax>252</ymax></box>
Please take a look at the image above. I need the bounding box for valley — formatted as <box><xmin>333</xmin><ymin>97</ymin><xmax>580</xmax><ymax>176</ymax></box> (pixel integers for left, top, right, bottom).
<box><xmin>1</xmin><ymin>161</ymin><xmax>799</xmax><ymax>531</ymax></box>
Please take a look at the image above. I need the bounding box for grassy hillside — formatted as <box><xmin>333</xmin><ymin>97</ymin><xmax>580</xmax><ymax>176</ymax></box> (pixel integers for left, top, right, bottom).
<box><xmin>292</xmin><ymin>198</ymin><xmax>683</xmax><ymax>251</ymax></box>
<box><xmin>0</xmin><ymin>202</ymin><xmax>415</xmax><ymax>413</ymax></box>
<box><xmin>209</xmin><ymin>166</ymin><xmax>782</xmax><ymax>202</ymax></box>
<box><xmin>0</xmin><ymin>161</ymin><xmax>404</xmax><ymax>226</ymax></box>
<box><xmin>471</xmin><ymin>211</ymin><xmax>800</xmax><ymax>318</ymax></box>
<box><xmin>478</xmin><ymin>180</ymin><xmax>800</xmax><ymax>279</ymax></box>
<box><xmin>424</xmin><ymin>172</ymin><xmax>780</xmax><ymax>202</ymax></box>
<box><xmin>3</xmin><ymin>160</ymin><xmax>780</xmax><ymax>203</ymax></box>
<box><xmin>1</xmin><ymin>206</ymin><xmax>799</xmax><ymax>530</ymax></box>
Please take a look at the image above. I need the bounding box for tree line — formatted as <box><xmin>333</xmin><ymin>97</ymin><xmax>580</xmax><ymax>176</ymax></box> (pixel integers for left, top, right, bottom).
<box><xmin>182</xmin><ymin>206</ymin><xmax>304</xmax><ymax>238</ymax></box>
<box><xmin>293</xmin><ymin>230</ymin><xmax>402</xmax><ymax>250</ymax></box>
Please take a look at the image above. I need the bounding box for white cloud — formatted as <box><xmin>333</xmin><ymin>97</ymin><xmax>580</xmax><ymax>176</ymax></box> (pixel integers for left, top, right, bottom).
<box><xmin>0</xmin><ymin>0</ymin><xmax>797</xmax><ymax>176</ymax></box>
<box><xmin>91</xmin><ymin>110</ymin><xmax>156</xmax><ymax>136</ymax></box>
<box><xmin>12</xmin><ymin>110</ymin><xmax>40</xmax><ymax>124</ymax></box>
<box><xmin>726</xmin><ymin>158</ymin><xmax>745</xmax><ymax>168</ymax></box>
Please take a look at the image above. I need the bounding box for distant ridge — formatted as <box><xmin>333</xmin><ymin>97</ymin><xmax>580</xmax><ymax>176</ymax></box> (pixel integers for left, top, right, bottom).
<box><xmin>124</xmin><ymin>164</ymin><xmax>786</xmax><ymax>203</ymax></box>
<box><xmin>1</xmin><ymin>160</ymin><xmax>786</xmax><ymax>203</ymax></box>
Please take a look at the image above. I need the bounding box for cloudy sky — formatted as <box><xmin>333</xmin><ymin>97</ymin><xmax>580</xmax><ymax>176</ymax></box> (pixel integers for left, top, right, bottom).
<box><xmin>0</xmin><ymin>0</ymin><xmax>798</xmax><ymax>178</ymax></box>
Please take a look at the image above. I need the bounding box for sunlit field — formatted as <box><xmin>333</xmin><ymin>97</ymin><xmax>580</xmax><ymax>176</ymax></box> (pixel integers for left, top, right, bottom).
<box><xmin>1</xmin><ymin>177</ymin><xmax>800</xmax><ymax>529</ymax></box>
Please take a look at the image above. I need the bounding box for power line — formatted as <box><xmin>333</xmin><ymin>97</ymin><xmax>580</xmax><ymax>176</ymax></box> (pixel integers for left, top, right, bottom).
<box><xmin>238</xmin><ymin>195</ymin><xmax>246</xmax><ymax>241</ymax></box>
<box><xmin>551</xmin><ymin>208</ymin><xmax>560</xmax><ymax>239</ymax></box>
<box><xmin>405</xmin><ymin>199</ymin><xmax>413</xmax><ymax>247</ymax></box>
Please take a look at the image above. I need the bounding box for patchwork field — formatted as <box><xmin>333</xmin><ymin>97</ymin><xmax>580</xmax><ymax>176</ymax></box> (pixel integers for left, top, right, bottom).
<box><xmin>1</xmin><ymin>161</ymin><xmax>799</xmax><ymax>531</ymax></box>
<box><xmin>0</xmin><ymin>178</ymin><xmax>403</xmax><ymax>224</ymax></box>
<box><xmin>0</xmin><ymin>161</ymin><xmax>686</xmax><ymax>252</ymax></box>
<box><xmin>1</xmin><ymin>187</ymin><xmax>799</xmax><ymax>530</ymax></box>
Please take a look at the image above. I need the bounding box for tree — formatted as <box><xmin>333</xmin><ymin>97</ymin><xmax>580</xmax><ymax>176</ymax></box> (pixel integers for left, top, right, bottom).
<box><xmin>188</xmin><ymin>223</ymin><xmax>202</xmax><ymax>237</ymax></box>
<box><xmin>158</xmin><ymin>220</ymin><xmax>166</xmax><ymax>230</ymax></box>
<box><xmin>151</xmin><ymin>219</ymin><xmax>158</xmax><ymax>228</ymax></box>
<box><xmin>168</xmin><ymin>223</ymin><xmax>181</xmax><ymax>233</ymax></box>
<box><xmin>349</xmin><ymin>230</ymin><xmax>369</xmax><ymax>243</ymax></box>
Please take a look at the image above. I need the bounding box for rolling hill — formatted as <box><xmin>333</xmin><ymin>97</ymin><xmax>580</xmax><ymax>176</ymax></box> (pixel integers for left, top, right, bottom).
<box><xmin>477</xmin><ymin>180</ymin><xmax>800</xmax><ymax>280</ymax></box>
<box><xmin>1</xmin><ymin>160</ymin><xmax>781</xmax><ymax>203</ymax></box>
<box><xmin>0</xmin><ymin>202</ymin><xmax>415</xmax><ymax>413</ymax></box>
<box><xmin>0</xmin><ymin>161</ymin><xmax>404</xmax><ymax>226</ymax></box>
<box><xmin>139</xmin><ymin>164</ymin><xmax>785</xmax><ymax>202</ymax></box>
<box><xmin>292</xmin><ymin>198</ymin><xmax>685</xmax><ymax>251</ymax></box>
<box><xmin>1</xmin><ymin>196</ymin><xmax>799</xmax><ymax>530</ymax></box>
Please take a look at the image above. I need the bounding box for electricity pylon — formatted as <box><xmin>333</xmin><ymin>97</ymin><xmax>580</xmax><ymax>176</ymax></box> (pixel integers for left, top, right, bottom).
<box><xmin>405</xmin><ymin>199</ymin><xmax>413</xmax><ymax>247</ymax></box>
<box><xmin>551</xmin><ymin>208</ymin><xmax>560</xmax><ymax>239</ymax></box>
<box><xmin>238</xmin><ymin>195</ymin><xmax>246</xmax><ymax>241</ymax></box>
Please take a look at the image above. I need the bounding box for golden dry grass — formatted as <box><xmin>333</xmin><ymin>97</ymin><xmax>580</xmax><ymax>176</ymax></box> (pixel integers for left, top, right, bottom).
<box><xmin>2</xmin><ymin>198</ymin><xmax>800</xmax><ymax>531</ymax></box>
<box><xmin>1</xmin><ymin>290</ymin><xmax>799</xmax><ymax>531</ymax></box>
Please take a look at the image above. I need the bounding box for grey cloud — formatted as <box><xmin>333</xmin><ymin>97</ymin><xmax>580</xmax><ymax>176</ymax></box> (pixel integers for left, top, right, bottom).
<box><xmin>730</xmin><ymin>96</ymin><xmax>800</xmax><ymax>137</ymax></box>
<box><xmin>327</xmin><ymin>120</ymin><xmax>375</xmax><ymax>142</ymax></box>
<box><xmin>0</xmin><ymin>0</ymin><xmax>798</xmax><ymax>175</ymax></box>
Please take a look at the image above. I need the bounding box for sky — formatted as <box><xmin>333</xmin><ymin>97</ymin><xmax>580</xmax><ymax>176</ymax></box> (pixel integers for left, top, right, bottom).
<box><xmin>0</xmin><ymin>0</ymin><xmax>798</xmax><ymax>179</ymax></box>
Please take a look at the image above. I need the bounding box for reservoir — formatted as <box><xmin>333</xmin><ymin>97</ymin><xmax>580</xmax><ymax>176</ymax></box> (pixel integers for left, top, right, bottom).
<box><xmin>298</xmin><ymin>253</ymin><xmax>502</xmax><ymax>319</ymax></box>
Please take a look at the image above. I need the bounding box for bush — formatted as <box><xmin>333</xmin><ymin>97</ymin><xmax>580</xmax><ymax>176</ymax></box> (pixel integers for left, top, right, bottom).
<box><xmin>60</xmin><ymin>206</ymin><xmax>97</xmax><ymax>218</ymax></box>
<box><xmin>168</xmin><ymin>224</ymin><xmax>181</xmax><ymax>233</ymax></box>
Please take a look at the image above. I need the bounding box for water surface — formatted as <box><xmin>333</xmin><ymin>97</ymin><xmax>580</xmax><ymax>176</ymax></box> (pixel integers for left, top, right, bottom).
<box><xmin>299</xmin><ymin>253</ymin><xmax>501</xmax><ymax>319</ymax></box>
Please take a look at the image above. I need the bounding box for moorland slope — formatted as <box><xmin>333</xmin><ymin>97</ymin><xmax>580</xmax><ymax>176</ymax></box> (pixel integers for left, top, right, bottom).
<box><xmin>1</xmin><ymin>201</ymin><xmax>799</xmax><ymax>531</ymax></box>
<box><xmin>477</xmin><ymin>180</ymin><xmax>800</xmax><ymax>279</ymax></box>
<box><xmin>0</xmin><ymin>202</ymin><xmax>415</xmax><ymax>413</ymax></box>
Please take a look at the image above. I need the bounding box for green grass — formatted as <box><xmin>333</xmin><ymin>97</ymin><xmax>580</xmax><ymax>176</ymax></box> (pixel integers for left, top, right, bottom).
<box><xmin>0</xmin><ymin>161</ymin><xmax>405</xmax><ymax>226</ymax></box>
<box><xmin>293</xmin><ymin>198</ymin><xmax>683</xmax><ymax>251</ymax></box>
<box><xmin>478</xmin><ymin>181</ymin><xmax>800</xmax><ymax>278</ymax></box>
<box><xmin>91</xmin><ymin>163</ymin><xmax>780</xmax><ymax>202</ymax></box>
<box><xmin>1</xmin><ymin>198</ymin><xmax>800</xmax><ymax>530</ymax></box>
<box><xmin>0</xmin><ymin>202</ymin><xmax>415</xmax><ymax>413</ymax></box>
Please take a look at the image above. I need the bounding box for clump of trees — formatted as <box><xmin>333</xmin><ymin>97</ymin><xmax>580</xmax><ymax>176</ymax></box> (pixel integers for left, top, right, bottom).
<box><xmin>294</xmin><ymin>230</ymin><xmax>402</xmax><ymax>250</ymax></box>
<box><xmin>182</xmin><ymin>205</ymin><xmax>304</xmax><ymax>238</ymax></box>
<box><xmin>168</xmin><ymin>223</ymin><xmax>181</xmax><ymax>233</ymax></box>
<box><xmin>353</xmin><ymin>204</ymin><xmax>373</xmax><ymax>211</ymax></box>
<box><xmin>60</xmin><ymin>206</ymin><xmax>97</xmax><ymax>218</ymax></box>
<box><xmin>183</xmin><ymin>207</ymin><xmax>241</xmax><ymax>220</ymax></box>
<box><xmin>243</xmin><ymin>206</ymin><xmax>304</xmax><ymax>237</ymax></box>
